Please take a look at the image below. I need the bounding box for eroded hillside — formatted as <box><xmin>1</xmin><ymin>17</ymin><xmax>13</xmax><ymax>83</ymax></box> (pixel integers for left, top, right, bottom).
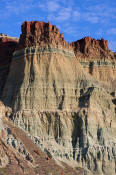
<box><xmin>0</xmin><ymin>21</ymin><xmax>116</xmax><ymax>175</ymax></box>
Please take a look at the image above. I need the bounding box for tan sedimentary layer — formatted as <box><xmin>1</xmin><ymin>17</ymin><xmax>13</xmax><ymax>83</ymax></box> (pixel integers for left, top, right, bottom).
<box><xmin>80</xmin><ymin>60</ymin><xmax>116</xmax><ymax>90</ymax></box>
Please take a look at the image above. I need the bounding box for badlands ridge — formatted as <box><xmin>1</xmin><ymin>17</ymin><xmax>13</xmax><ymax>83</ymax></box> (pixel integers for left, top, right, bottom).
<box><xmin>0</xmin><ymin>21</ymin><xmax>116</xmax><ymax>175</ymax></box>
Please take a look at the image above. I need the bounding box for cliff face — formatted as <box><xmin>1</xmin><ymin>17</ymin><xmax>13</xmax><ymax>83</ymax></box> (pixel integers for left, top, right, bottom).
<box><xmin>71</xmin><ymin>37</ymin><xmax>116</xmax><ymax>91</ymax></box>
<box><xmin>0</xmin><ymin>21</ymin><xmax>116</xmax><ymax>175</ymax></box>
<box><xmin>0</xmin><ymin>35</ymin><xmax>18</xmax><ymax>96</ymax></box>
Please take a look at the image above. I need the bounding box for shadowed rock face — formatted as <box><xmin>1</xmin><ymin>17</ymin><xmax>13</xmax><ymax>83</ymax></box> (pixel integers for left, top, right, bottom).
<box><xmin>0</xmin><ymin>21</ymin><xmax>116</xmax><ymax>175</ymax></box>
<box><xmin>0</xmin><ymin>36</ymin><xmax>18</xmax><ymax>66</ymax></box>
<box><xmin>0</xmin><ymin>36</ymin><xmax>18</xmax><ymax>96</ymax></box>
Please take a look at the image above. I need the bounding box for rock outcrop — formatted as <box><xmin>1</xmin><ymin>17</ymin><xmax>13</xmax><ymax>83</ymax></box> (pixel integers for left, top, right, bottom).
<box><xmin>0</xmin><ymin>35</ymin><xmax>18</xmax><ymax>96</ymax></box>
<box><xmin>1</xmin><ymin>21</ymin><xmax>116</xmax><ymax>175</ymax></box>
<box><xmin>71</xmin><ymin>37</ymin><xmax>116</xmax><ymax>91</ymax></box>
<box><xmin>18</xmin><ymin>21</ymin><xmax>71</xmax><ymax>50</ymax></box>
<box><xmin>71</xmin><ymin>37</ymin><xmax>114</xmax><ymax>59</ymax></box>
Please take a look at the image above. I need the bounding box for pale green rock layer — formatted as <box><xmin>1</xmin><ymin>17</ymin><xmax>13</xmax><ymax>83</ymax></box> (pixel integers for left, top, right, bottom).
<box><xmin>80</xmin><ymin>61</ymin><xmax>116</xmax><ymax>67</ymax></box>
<box><xmin>13</xmin><ymin>47</ymin><xmax>75</xmax><ymax>59</ymax></box>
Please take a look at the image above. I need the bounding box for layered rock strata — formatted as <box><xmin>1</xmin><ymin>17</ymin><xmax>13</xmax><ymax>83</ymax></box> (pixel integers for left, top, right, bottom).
<box><xmin>0</xmin><ymin>35</ymin><xmax>18</xmax><ymax>96</ymax></box>
<box><xmin>0</xmin><ymin>102</ymin><xmax>80</xmax><ymax>175</ymax></box>
<box><xmin>71</xmin><ymin>37</ymin><xmax>116</xmax><ymax>91</ymax></box>
<box><xmin>1</xmin><ymin>21</ymin><xmax>116</xmax><ymax>175</ymax></box>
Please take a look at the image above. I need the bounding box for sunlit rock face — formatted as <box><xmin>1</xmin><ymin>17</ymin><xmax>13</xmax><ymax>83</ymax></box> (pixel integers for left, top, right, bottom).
<box><xmin>71</xmin><ymin>37</ymin><xmax>116</xmax><ymax>91</ymax></box>
<box><xmin>1</xmin><ymin>21</ymin><xmax>116</xmax><ymax>175</ymax></box>
<box><xmin>18</xmin><ymin>21</ymin><xmax>71</xmax><ymax>50</ymax></box>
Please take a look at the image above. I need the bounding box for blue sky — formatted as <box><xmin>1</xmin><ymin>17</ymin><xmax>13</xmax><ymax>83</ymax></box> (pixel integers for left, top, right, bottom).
<box><xmin>0</xmin><ymin>0</ymin><xmax>116</xmax><ymax>51</ymax></box>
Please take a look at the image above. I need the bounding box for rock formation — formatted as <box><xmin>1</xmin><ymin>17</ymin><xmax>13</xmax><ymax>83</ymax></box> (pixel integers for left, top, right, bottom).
<box><xmin>0</xmin><ymin>21</ymin><xmax>116</xmax><ymax>175</ymax></box>
<box><xmin>0</xmin><ymin>102</ymin><xmax>80</xmax><ymax>175</ymax></box>
<box><xmin>0</xmin><ymin>35</ymin><xmax>18</xmax><ymax>96</ymax></box>
<box><xmin>71</xmin><ymin>37</ymin><xmax>113</xmax><ymax>59</ymax></box>
<box><xmin>71</xmin><ymin>37</ymin><xmax>116</xmax><ymax>91</ymax></box>
<box><xmin>18</xmin><ymin>21</ymin><xmax>71</xmax><ymax>49</ymax></box>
